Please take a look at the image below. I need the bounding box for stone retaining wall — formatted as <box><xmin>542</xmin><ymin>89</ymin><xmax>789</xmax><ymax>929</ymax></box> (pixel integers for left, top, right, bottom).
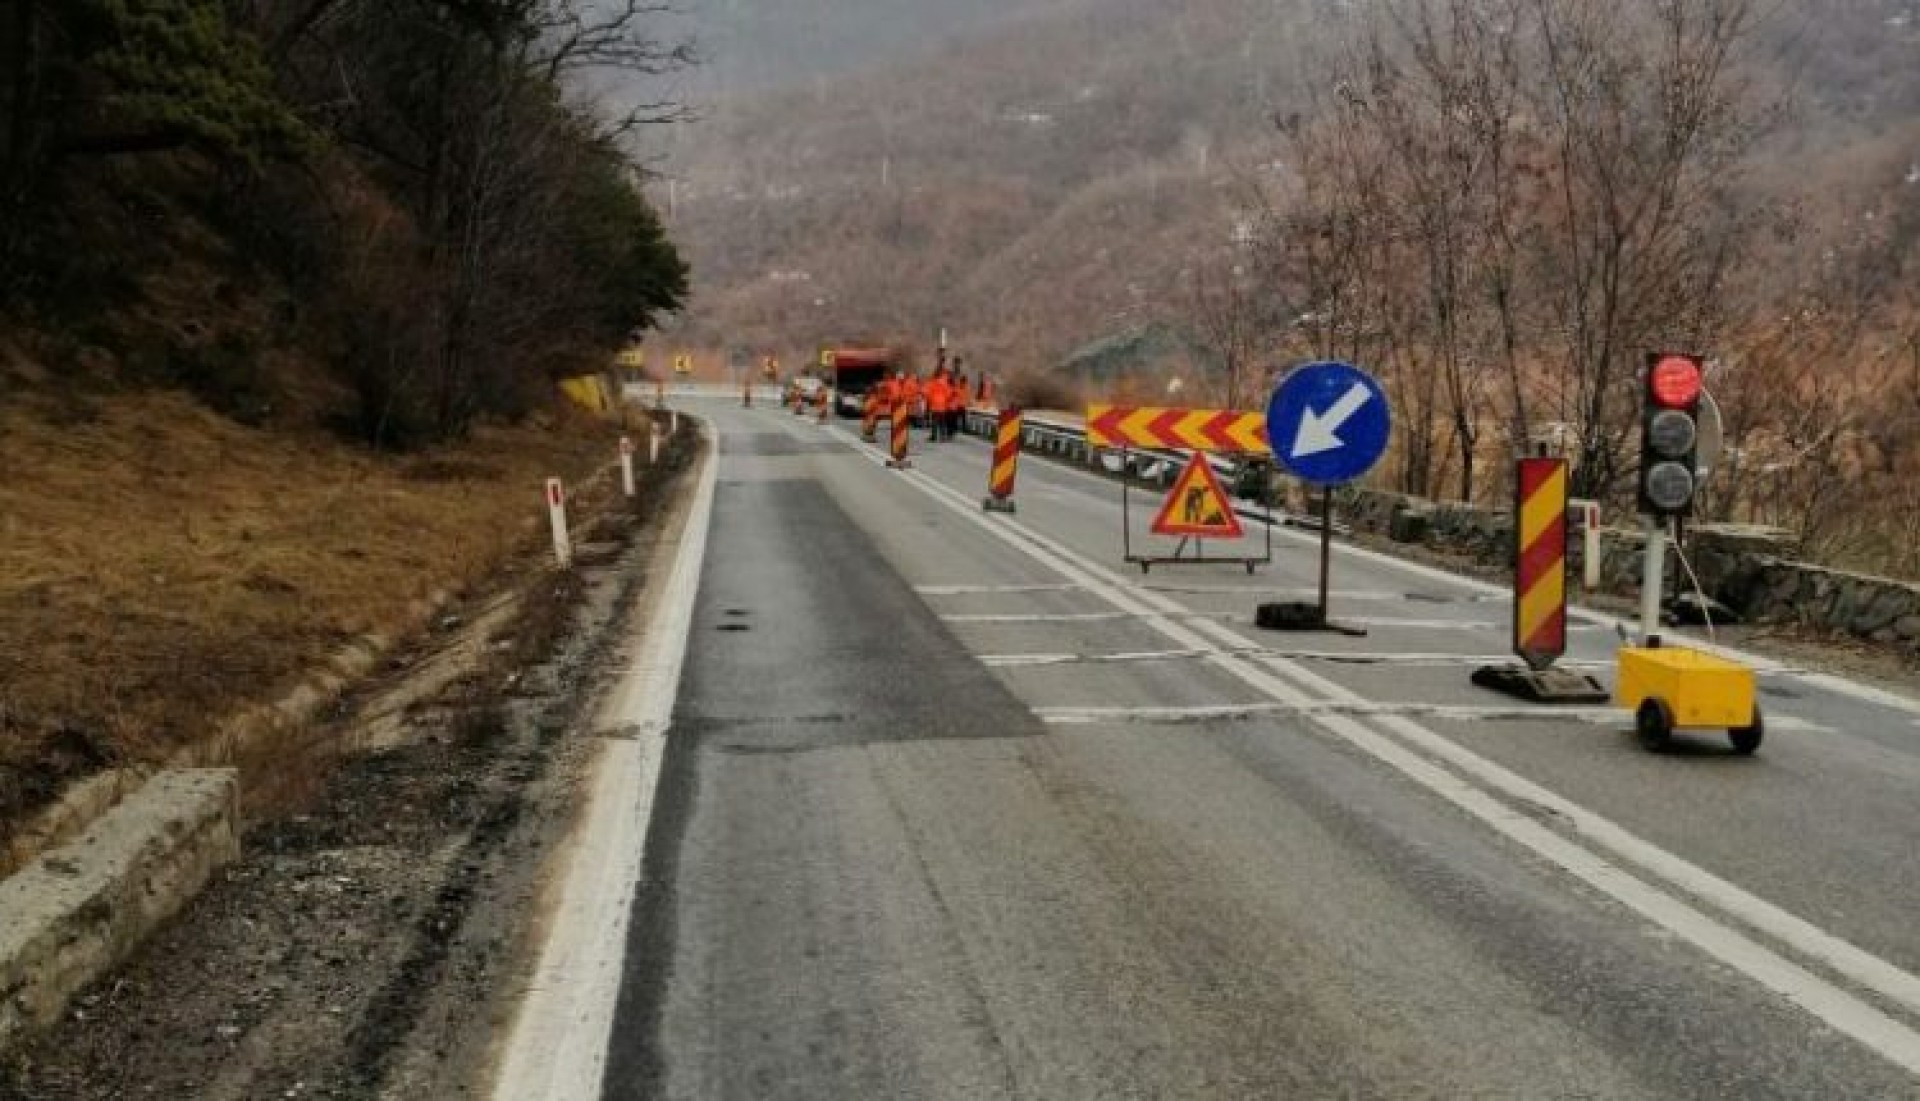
<box><xmin>1336</xmin><ymin>486</ymin><xmax>1920</xmax><ymax>654</ymax></box>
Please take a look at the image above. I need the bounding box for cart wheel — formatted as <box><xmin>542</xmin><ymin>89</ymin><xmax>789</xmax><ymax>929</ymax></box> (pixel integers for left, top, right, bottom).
<box><xmin>1729</xmin><ymin>706</ymin><xmax>1764</xmax><ymax>755</ymax></box>
<box><xmin>1635</xmin><ymin>698</ymin><xmax>1674</xmax><ymax>752</ymax></box>
<box><xmin>1139</xmin><ymin>562</ymin><xmax>1151</xmax><ymax>575</ymax></box>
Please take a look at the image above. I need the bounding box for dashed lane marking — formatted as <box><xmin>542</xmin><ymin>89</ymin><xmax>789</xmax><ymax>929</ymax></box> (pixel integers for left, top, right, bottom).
<box><xmin>1033</xmin><ymin>702</ymin><xmax>1828</xmax><ymax>732</ymax></box>
<box><xmin>915</xmin><ymin>583</ymin><xmax>1084</xmax><ymax>596</ymax></box>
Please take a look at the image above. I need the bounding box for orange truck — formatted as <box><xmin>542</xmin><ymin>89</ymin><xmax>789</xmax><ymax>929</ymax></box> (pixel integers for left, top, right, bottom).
<box><xmin>819</xmin><ymin>346</ymin><xmax>899</xmax><ymax>417</ymax></box>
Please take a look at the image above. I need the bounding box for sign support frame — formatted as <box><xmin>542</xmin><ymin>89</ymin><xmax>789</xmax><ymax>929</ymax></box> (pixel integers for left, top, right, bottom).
<box><xmin>1118</xmin><ymin>447</ymin><xmax>1272</xmax><ymax>574</ymax></box>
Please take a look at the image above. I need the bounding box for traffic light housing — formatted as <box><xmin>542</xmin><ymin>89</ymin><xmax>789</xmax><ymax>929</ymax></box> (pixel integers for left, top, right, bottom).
<box><xmin>1637</xmin><ymin>352</ymin><xmax>1705</xmax><ymax>518</ymax></box>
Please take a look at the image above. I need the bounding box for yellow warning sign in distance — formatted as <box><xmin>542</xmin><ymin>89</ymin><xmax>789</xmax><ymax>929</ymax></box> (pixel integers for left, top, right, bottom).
<box><xmin>673</xmin><ymin>353</ymin><xmax>692</xmax><ymax>374</ymax></box>
<box><xmin>1151</xmin><ymin>455</ymin><xmax>1244</xmax><ymax>538</ymax></box>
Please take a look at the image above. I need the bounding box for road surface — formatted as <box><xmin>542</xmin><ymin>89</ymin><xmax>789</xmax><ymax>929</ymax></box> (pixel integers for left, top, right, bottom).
<box><xmin>526</xmin><ymin>397</ymin><xmax>1920</xmax><ymax>1099</ymax></box>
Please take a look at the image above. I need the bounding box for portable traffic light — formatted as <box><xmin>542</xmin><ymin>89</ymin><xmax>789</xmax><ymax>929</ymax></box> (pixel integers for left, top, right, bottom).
<box><xmin>1637</xmin><ymin>352</ymin><xmax>1705</xmax><ymax>517</ymax></box>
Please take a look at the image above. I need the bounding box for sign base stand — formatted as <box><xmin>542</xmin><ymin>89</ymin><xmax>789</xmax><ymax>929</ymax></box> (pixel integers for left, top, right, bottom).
<box><xmin>1254</xmin><ymin>601</ymin><xmax>1368</xmax><ymax>637</ymax></box>
<box><xmin>1470</xmin><ymin>663</ymin><xmax>1608</xmax><ymax>704</ymax></box>
<box><xmin>982</xmin><ymin>496</ymin><xmax>1016</xmax><ymax>513</ymax></box>
<box><xmin>1252</xmin><ymin>487</ymin><xmax>1364</xmax><ymax>636</ymax></box>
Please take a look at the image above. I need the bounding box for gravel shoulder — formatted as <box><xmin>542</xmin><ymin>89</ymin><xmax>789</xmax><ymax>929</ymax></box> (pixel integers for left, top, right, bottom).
<box><xmin>0</xmin><ymin>422</ymin><xmax>703</xmax><ymax>1101</ymax></box>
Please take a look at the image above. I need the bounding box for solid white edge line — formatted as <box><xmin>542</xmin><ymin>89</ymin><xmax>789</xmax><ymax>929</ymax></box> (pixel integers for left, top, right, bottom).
<box><xmin>827</xmin><ymin>422</ymin><xmax>1920</xmax><ymax>1075</ymax></box>
<box><xmin>490</xmin><ymin>421</ymin><xmax>718</xmax><ymax>1101</ymax></box>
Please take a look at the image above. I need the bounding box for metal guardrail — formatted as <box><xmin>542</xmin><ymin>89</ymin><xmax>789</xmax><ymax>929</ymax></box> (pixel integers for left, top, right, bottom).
<box><xmin>962</xmin><ymin>408</ymin><xmax>1251</xmax><ymax>496</ymax></box>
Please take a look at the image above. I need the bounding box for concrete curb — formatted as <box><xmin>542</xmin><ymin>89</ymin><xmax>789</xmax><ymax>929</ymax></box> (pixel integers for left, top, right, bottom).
<box><xmin>0</xmin><ymin>769</ymin><xmax>240</xmax><ymax>1053</ymax></box>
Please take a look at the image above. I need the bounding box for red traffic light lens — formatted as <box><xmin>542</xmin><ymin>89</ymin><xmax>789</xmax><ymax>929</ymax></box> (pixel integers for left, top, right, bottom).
<box><xmin>1649</xmin><ymin>355</ymin><xmax>1703</xmax><ymax>408</ymax></box>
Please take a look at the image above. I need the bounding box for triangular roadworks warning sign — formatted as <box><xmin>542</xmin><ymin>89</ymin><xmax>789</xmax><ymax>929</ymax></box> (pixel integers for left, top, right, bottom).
<box><xmin>1151</xmin><ymin>455</ymin><xmax>1244</xmax><ymax>538</ymax></box>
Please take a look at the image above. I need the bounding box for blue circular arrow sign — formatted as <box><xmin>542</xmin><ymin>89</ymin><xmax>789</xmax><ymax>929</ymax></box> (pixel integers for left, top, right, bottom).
<box><xmin>1266</xmin><ymin>361</ymin><xmax>1392</xmax><ymax>486</ymax></box>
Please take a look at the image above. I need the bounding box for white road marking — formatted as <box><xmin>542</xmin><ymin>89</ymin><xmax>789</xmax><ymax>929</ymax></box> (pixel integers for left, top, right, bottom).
<box><xmin>1336</xmin><ymin>616</ymin><xmax>1607</xmax><ymax>632</ymax></box>
<box><xmin>982</xmin><ymin>648</ymin><xmax>1614</xmax><ymax>670</ymax></box>
<box><xmin>1135</xmin><ymin>584</ymin><xmax>1476</xmax><ymax>601</ymax></box>
<box><xmin>825</xmin><ymin>422</ymin><xmax>1920</xmax><ymax>1075</ymax></box>
<box><xmin>1040</xmin><ymin>704</ymin><xmax>1291</xmax><ymax>724</ymax></box>
<box><xmin>941</xmin><ymin>611</ymin><xmax>1236</xmax><ymax>624</ymax></box>
<box><xmin>1031</xmin><ymin>701</ymin><xmax>1827</xmax><ymax>732</ymax></box>
<box><xmin>916</xmin><ymin>583</ymin><xmax>1084</xmax><ymax>596</ymax></box>
<box><xmin>491</xmin><ymin>422</ymin><xmax>719</xmax><ymax>1101</ymax></box>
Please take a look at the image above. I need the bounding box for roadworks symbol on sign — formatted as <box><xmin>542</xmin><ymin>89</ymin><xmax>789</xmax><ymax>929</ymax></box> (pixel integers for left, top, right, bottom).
<box><xmin>1151</xmin><ymin>455</ymin><xmax>1244</xmax><ymax>539</ymax></box>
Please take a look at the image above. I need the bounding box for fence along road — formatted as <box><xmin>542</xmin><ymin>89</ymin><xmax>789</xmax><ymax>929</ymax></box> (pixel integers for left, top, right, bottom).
<box><xmin>546</xmin><ymin>391</ymin><xmax>1920</xmax><ymax>1099</ymax></box>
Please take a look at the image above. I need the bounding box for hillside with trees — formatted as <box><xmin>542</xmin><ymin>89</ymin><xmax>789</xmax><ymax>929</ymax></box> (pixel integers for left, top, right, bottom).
<box><xmin>3</xmin><ymin>0</ymin><xmax>688</xmax><ymax>445</ymax></box>
<box><xmin>670</xmin><ymin>0</ymin><xmax>1920</xmax><ymax>573</ymax></box>
<box><xmin>0</xmin><ymin>1</ymin><xmax>691</xmax><ymax>828</ymax></box>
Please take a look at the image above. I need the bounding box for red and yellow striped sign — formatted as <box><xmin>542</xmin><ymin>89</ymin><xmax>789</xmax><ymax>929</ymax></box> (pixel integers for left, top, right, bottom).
<box><xmin>989</xmin><ymin>409</ymin><xmax>1021</xmax><ymax>501</ymax></box>
<box><xmin>1086</xmin><ymin>404</ymin><xmax>1269</xmax><ymax>453</ymax></box>
<box><xmin>1514</xmin><ymin>457</ymin><xmax>1569</xmax><ymax>668</ymax></box>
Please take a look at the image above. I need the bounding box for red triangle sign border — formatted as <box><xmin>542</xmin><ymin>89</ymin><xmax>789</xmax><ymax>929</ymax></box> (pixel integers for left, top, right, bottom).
<box><xmin>1150</xmin><ymin>455</ymin><xmax>1245</xmax><ymax>539</ymax></box>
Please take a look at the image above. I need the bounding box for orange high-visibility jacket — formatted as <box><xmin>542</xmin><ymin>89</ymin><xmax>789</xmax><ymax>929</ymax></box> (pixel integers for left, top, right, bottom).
<box><xmin>901</xmin><ymin>376</ymin><xmax>923</xmax><ymax>414</ymax></box>
<box><xmin>926</xmin><ymin>375</ymin><xmax>952</xmax><ymax>415</ymax></box>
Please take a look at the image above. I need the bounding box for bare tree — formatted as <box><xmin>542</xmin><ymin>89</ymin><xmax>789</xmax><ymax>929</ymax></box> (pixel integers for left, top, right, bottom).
<box><xmin>1183</xmin><ymin>248</ymin><xmax>1263</xmax><ymax>409</ymax></box>
<box><xmin>1525</xmin><ymin>0</ymin><xmax>1765</xmax><ymax>501</ymax></box>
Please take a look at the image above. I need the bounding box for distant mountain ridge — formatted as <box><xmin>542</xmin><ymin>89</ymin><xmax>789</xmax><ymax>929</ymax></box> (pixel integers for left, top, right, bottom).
<box><xmin>663</xmin><ymin>0</ymin><xmax>1920</xmax><ymax>380</ymax></box>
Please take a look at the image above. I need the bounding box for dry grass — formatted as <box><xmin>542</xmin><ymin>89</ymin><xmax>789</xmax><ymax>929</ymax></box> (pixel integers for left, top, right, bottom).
<box><xmin>0</xmin><ymin>388</ymin><xmax>632</xmax><ymax>827</ymax></box>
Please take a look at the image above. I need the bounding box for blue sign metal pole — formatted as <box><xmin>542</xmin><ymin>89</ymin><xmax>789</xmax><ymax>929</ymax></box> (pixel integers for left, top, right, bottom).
<box><xmin>1264</xmin><ymin>361</ymin><xmax>1393</xmax><ymax>629</ymax></box>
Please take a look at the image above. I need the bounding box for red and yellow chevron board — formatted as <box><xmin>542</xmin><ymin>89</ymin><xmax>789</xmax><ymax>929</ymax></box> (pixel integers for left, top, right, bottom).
<box><xmin>1086</xmin><ymin>404</ymin><xmax>1270</xmax><ymax>453</ymax></box>
<box><xmin>1514</xmin><ymin>457</ymin><xmax>1570</xmax><ymax>667</ymax></box>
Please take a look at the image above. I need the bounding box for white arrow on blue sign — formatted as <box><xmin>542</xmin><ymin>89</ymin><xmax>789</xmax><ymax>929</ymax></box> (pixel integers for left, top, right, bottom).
<box><xmin>1266</xmin><ymin>360</ymin><xmax>1392</xmax><ymax>486</ymax></box>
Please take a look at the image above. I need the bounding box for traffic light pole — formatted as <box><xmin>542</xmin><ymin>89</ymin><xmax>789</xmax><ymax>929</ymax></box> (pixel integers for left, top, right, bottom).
<box><xmin>1639</xmin><ymin>516</ymin><xmax>1667</xmax><ymax>644</ymax></box>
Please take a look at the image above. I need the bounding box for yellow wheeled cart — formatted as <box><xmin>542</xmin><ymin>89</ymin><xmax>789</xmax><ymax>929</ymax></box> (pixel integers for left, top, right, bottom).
<box><xmin>1615</xmin><ymin>644</ymin><xmax>1764</xmax><ymax>754</ymax></box>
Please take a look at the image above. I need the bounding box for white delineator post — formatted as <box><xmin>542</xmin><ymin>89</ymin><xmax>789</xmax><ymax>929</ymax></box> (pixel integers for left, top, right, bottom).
<box><xmin>619</xmin><ymin>436</ymin><xmax>636</xmax><ymax>498</ymax></box>
<box><xmin>670</xmin><ymin>410</ymin><xmax>678</xmax><ymax>435</ymax></box>
<box><xmin>649</xmin><ymin>426</ymin><xmax>660</xmax><ymax>466</ymax></box>
<box><xmin>546</xmin><ymin>478</ymin><xmax>572</xmax><ymax>569</ymax></box>
<box><xmin>1573</xmin><ymin>498</ymin><xmax>1602</xmax><ymax>591</ymax></box>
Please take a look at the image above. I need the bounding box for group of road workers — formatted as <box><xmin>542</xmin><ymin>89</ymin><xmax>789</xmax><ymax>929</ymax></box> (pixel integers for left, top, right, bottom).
<box><xmin>782</xmin><ymin>351</ymin><xmax>995</xmax><ymax>441</ymax></box>
<box><xmin>865</xmin><ymin>354</ymin><xmax>982</xmax><ymax>441</ymax></box>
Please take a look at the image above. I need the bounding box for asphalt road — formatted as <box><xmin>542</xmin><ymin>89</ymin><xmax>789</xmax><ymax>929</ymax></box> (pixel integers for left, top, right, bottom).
<box><xmin>593</xmin><ymin>398</ymin><xmax>1920</xmax><ymax>1099</ymax></box>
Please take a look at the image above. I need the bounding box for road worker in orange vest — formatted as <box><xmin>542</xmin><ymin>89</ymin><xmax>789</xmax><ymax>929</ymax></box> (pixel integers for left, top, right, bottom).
<box><xmin>949</xmin><ymin>358</ymin><xmax>971</xmax><ymax>439</ymax></box>
<box><xmin>900</xmin><ymin>371</ymin><xmax>923</xmax><ymax>430</ymax></box>
<box><xmin>925</xmin><ymin>370</ymin><xmax>951</xmax><ymax>442</ymax></box>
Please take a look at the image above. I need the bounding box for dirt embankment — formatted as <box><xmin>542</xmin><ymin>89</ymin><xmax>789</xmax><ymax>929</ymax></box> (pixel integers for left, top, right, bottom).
<box><xmin>0</xmin><ymin>382</ymin><xmax>656</xmax><ymax>847</ymax></box>
<box><xmin>0</xmin><ymin>413</ymin><xmax>702</xmax><ymax>1099</ymax></box>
